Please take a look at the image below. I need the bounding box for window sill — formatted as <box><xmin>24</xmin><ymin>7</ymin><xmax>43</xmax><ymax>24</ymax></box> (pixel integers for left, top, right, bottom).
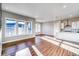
<box><xmin>3</xmin><ymin>34</ymin><xmax>35</xmax><ymax>44</ymax></box>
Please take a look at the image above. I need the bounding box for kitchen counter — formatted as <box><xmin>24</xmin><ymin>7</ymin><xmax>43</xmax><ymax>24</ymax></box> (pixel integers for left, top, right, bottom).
<box><xmin>55</xmin><ymin>32</ymin><xmax>79</xmax><ymax>43</ymax></box>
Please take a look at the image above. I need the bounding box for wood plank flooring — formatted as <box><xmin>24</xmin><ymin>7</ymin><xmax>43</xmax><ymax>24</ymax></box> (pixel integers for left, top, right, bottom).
<box><xmin>2</xmin><ymin>36</ymin><xmax>77</xmax><ymax>56</ymax></box>
<box><xmin>35</xmin><ymin>39</ymin><xmax>75</xmax><ymax>56</ymax></box>
<box><xmin>29</xmin><ymin>47</ymin><xmax>37</xmax><ymax>56</ymax></box>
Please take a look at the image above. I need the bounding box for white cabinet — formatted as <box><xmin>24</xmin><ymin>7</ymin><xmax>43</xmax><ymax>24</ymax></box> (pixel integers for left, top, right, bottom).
<box><xmin>76</xmin><ymin>21</ymin><xmax>79</xmax><ymax>29</ymax></box>
<box><xmin>72</xmin><ymin>21</ymin><xmax>79</xmax><ymax>29</ymax></box>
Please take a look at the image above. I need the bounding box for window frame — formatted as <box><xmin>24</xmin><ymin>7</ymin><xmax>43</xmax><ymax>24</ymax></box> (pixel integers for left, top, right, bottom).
<box><xmin>5</xmin><ymin>18</ymin><xmax>17</xmax><ymax>37</ymax></box>
<box><xmin>17</xmin><ymin>20</ymin><xmax>26</xmax><ymax>35</ymax></box>
<box><xmin>5</xmin><ymin>18</ymin><xmax>33</xmax><ymax>38</ymax></box>
<box><xmin>26</xmin><ymin>21</ymin><xmax>32</xmax><ymax>35</ymax></box>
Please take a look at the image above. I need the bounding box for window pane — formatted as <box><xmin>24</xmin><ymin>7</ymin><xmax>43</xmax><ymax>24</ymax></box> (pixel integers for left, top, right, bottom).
<box><xmin>5</xmin><ymin>19</ymin><xmax>16</xmax><ymax>37</ymax></box>
<box><xmin>27</xmin><ymin>22</ymin><xmax>32</xmax><ymax>34</ymax></box>
<box><xmin>18</xmin><ymin>21</ymin><xmax>25</xmax><ymax>35</ymax></box>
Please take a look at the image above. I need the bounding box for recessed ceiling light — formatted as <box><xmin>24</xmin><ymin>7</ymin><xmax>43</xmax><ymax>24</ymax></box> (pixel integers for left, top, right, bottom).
<box><xmin>63</xmin><ymin>5</ymin><xmax>67</xmax><ymax>8</ymax></box>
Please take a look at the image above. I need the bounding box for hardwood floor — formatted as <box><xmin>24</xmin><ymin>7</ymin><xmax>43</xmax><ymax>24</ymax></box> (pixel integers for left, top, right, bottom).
<box><xmin>29</xmin><ymin>47</ymin><xmax>37</xmax><ymax>56</ymax></box>
<box><xmin>2</xmin><ymin>36</ymin><xmax>77</xmax><ymax>56</ymax></box>
<box><xmin>35</xmin><ymin>37</ymin><xmax>76</xmax><ymax>56</ymax></box>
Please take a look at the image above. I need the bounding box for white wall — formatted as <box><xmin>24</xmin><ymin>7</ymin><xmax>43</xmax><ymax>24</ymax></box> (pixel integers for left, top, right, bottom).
<box><xmin>53</xmin><ymin>21</ymin><xmax>61</xmax><ymax>36</ymax></box>
<box><xmin>35</xmin><ymin>23</ymin><xmax>42</xmax><ymax>33</ymax></box>
<box><xmin>41</xmin><ymin>22</ymin><xmax>54</xmax><ymax>35</ymax></box>
<box><xmin>41</xmin><ymin>20</ymin><xmax>61</xmax><ymax>36</ymax></box>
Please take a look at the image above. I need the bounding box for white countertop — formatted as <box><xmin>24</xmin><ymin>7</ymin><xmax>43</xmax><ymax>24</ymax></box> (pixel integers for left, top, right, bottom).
<box><xmin>55</xmin><ymin>32</ymin><xmax>79</xmax><ymax>43</ymax></box>
<box><xmin>2</xmin><ymin>35</ymin><xmax>35</xmax><ymax>44</ymax></box>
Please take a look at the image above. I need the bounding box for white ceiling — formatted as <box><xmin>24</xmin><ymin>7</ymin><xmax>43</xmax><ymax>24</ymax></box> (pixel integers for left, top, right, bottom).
<box><xmin>2</xmin><ymin>3</ymin><xmax>79</xmax><ymax>22</ymax></box>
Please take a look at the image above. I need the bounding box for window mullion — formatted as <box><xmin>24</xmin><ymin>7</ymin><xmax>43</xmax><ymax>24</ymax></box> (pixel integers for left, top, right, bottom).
<box><xmin>16</xmin><ymin>19</ymin><xmax>18</xmax><ymax>36</ymax></box>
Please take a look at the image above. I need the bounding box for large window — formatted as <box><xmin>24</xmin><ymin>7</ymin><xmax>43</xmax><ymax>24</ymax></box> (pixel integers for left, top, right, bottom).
<box><xmin>5</xmin><ymin>19</ymin><xmax>16</xmax><ymax>37</ymax></box>
<box><xmin>5</xmin><ymin>19</ymin><xmax>32</xmax><ymax>37</ymax></box>
<box><xmin>5</xmin><ymin>18</ymin><xmax>32</xmax><ymax>37</ymax></box>
<box><xmin>18</xmin><ymin>21</ymin><xmax>25</xmax><ymax>35</ymax></box>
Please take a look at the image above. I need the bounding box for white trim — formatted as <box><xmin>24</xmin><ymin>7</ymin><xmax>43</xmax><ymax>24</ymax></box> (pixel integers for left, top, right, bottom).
<box><xmin>32</xmin><ymin>45</ymin><xmax>43</xmax><ymax>56</ymax></box>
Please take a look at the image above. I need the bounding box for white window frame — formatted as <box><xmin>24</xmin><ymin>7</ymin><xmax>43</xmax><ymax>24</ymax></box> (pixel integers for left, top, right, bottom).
<box><xmin>5</xmin><ymin>18</ymin><xmax>17</xmax><ymax>37</ymax></box>
<box><xmin>5</xmin><ymin>18</ymin><xmax>33</xmax><ymax>38</ymax></box>
<box><xmin>17</xmin><ymin>20</ymin><xmax>26</xmax><ymax>35</ymax></box>
<box><xmin>26</xmin><ymin>21</ymin><xmax>32</xmax><ymax>35</ymax></box>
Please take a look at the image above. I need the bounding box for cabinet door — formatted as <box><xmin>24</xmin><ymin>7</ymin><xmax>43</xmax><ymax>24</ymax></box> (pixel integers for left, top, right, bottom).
<box><xmin>76</xmin><ymin>21</ymin><xmax>79</xmax><ymax>29</ymax></box>
<box><xmin>72</xmin><ymin>22</ymin><xmax>77</xmax><ymax>29</ymax></box>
